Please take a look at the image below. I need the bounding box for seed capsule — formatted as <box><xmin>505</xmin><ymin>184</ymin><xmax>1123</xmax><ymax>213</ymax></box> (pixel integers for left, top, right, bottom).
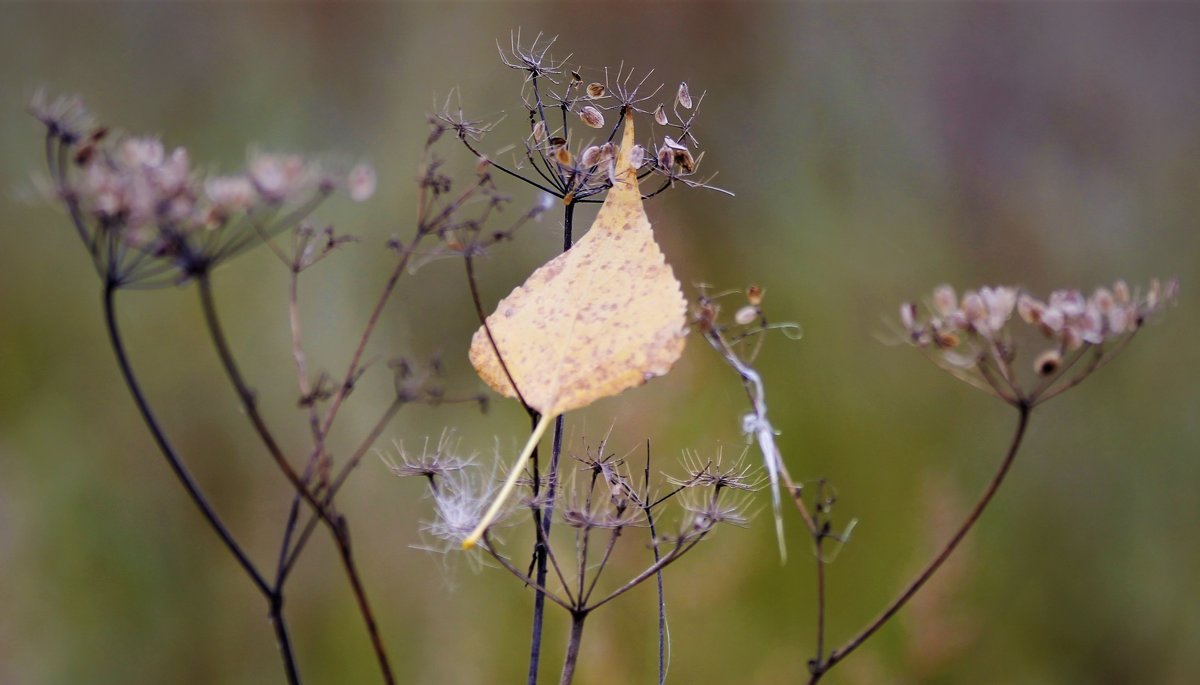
<box><xmin>676</xmin><ymin>82</ymin><xmax>693</xmax><ymax>109</ymax></box>
<box><xmin>587</xmin><ymin>82</ymin><xmax>606</xmax><ymax>99</ymax></box>
<box><xmin>579</xmin><ymin>105</ymin><xmax>604</xmax><ymax>129</ymax></box>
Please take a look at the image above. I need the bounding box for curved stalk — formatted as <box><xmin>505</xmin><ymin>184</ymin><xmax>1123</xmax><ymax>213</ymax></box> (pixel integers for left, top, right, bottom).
<box><xmin>809</xmin><ymin>402</ymin><xmax>1032</xmax><ymax>682</ymax></box>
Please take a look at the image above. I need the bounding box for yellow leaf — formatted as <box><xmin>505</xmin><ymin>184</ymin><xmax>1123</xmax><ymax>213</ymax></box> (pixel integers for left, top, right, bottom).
<box><xmin>462</xmin><ymin>111</ymin><xmax>687</xmax><ymax>548</ymax></box>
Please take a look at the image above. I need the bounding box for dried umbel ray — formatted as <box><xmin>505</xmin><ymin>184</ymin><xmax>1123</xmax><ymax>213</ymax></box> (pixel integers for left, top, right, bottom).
<box><xmin>462</xmin><ymin>111</ymin><xmax>688</xmax><ymax>548</ymax></box>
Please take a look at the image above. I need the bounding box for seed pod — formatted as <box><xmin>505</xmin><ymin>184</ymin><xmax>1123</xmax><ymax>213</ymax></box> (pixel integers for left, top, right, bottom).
<box><xmin>587</xmin><ymin>82</ymin><xmax>606</xmax><ymax>99</ymax></box>
<box><xmin>663</xmin><ymin>135</ymin><xmax>687</xmax><ymax>151</ymax></box>
<box><xmin>747</xmin><ymin>284</ymin><xmax>764</xmax><ymax>306</ymax></box>
<box><xmin>580</xmin><ymin>145</ymin><xmax>602</xmax><ymax>168</ymax></box>
<box><xmin>735</xmin><ymin>306</ymin><xmax>758</xmax><ymax>326</ymax></box>
<box><xmin>676</xmin><ymin>82</ymin><xmax>693</xmax><ymax>109</ymax></box>
<box><xmin>675</xmin><ymin>147</ymin><xmax>696</xmax><ymax>173</ymax></box>
<box><xmin>571</xmin><ymin>70</ymin><xmax>582</xmax><ymax>83</ymax></box>
<box><xmin>554</xmin><ymin>144</ymin><xmax>572</xmax><ymax>167</ymax></box>
<box><xmin>1034</xmin><ymin>349</ymin><xmax>1062</xmax><ymax>376</ymax></box>
<box><xmin>532</xmin><ymin>120</ymin><xmax>547</xmax><ymax>144</ymax></box>
<box><xmin>656</xmin><ymin>145</ymin><xmax>674</xmax><ymax>170</ymax></box>
<box><xmin>654</xmin><ymin>104</ymin><xmax>668</xmax><ymax>126</ymax></box>
<box><xmin>629</xmin><ymin>145</ymin><xmax>645</xmax><ymax>168</ymax></box>
<box><xmin>579</xmin><ymin>105</ymin><xmax>605</xmax><ymax>129</ymax></box>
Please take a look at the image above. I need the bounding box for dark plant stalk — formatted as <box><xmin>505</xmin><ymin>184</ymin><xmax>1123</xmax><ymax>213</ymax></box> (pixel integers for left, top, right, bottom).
<box><xmin>558</xmin><ymin>613</ymin><xmax>587</xmax><ymax>685</ymax></box>
<box><xmin>103</xmin><ymin>284</ymin><xmax>301</xmax><ymax>685</ymax></box>
<box><xmin>814</xmin><ymin>538</ymin><xmax>826</xmax><ymax>670</ymax></box>
<box><xmin>194</xmin><ymin>275</ymin><xmax>325</xmax><ymax>517</ymax></box>
<box><xmin>809</xmin><ymin>402</ymin><xmax>1032</xmax><ymax>683</ymax></box>
<box><xmin>527</xmin><ymin>200</ymin><xmax>574</xmax><ymax>684</ymax></box>
<box><xmin>195</xmin><ymin>274</ymin><xmax>395</xmax><ymax>685</ymax></box>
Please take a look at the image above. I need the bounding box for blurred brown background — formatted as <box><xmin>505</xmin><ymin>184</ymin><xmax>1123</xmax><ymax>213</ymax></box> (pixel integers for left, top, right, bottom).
<box><xmin>2</xmin><ymin>4</ymin><xmax>1198</xmax><ymax>684</ymax></box>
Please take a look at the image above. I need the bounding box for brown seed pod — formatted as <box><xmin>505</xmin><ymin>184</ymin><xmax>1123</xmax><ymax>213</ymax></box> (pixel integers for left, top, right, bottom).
<box><xmin>747</xmin><ymin>284</ymin><xmax>764</xmax><ymax>306</ymax></box>
<box><xmin>579</xmin><ymin>105</ymin><xmax>605</xmax><ymax>129</ymax></box>
<box><xmin>587</xmin><ymin>82</ymin><xmax>606</xmax><ymax>99</ymax></box>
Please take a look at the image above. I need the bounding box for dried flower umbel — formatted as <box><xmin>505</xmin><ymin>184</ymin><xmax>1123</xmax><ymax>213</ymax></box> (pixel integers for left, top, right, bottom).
<box><xmin>391</xmin><ymin>429</ymin><xmax>750</xmax><ymax>684</ymax></box>
<box><xmin>899</xmin><ymin>280</ymin><xmax>1178</xmax><ymax>407</ymax></box>
<box><xmin>32</xmin><ymin>87</ymin><xmax>517</xmax><ymax>685</ymax></box>
<box><xmin>698</xmin><ymin>277</ymin><xmax>1177</xmax><ymax>684</ymax></box>
<box><xmin>33</xmin><ymin>92</ymin><xmax>369</xmax><ymax>289</ymax></box>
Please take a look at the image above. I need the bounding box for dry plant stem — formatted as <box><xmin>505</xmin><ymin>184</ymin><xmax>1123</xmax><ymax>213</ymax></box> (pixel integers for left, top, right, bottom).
<box><xmin>195</xmin><ymin>275</ymin><xmax>325</xmax><ymax>517</ymax></box>
<box><xmin>815</xmin><ymin>536</ymin><xmax>826</xmax><ymax>668</ymax></box>
<box><xmin>809</xmin><ymin>401</ymin><xmax>1032</xmax><ymax>683</ymax></box>
<box><xmin>195</xmin><ymin>274</ymin><xmax>396</xmax><ymax>685</ymax></box>
<box><xmin>643</xmin><ymin>442</ymin><xmax>668</xmax><ymax>685</ymax></box>
<box><xmin>528</xmin><ymin>200</ymin><xmax>574</xmax><ymax>684</ymax></box>
<box><xmin>102</xmin><ymin>284</ymin><xmax>302</xmax><ymax>685</ymax></box>
<box><xmin>315</xmin><ymin>244</ymin><xmax>416</xmax><ymax>452</ymax></box>
<box><xmin>558</xmin><ymin>613</ymin><xmax>587</xmax><ymax>685</ymax></box>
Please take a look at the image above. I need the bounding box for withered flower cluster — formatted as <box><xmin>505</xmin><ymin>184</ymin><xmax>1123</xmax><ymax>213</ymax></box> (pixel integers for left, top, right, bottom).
<box><xmin>899</xmin><ymin>279</ymin><xmax>1178</xmax><ymax>405</ymax></box>
<box><xmin>435</xmin><ymin>31</ymin><xmax>728</xmax><ymax>214</ymax></box>
<box><xmin>31</xmin><ymin>91</ymin><xmax>372</xmax><ymax>287</ymax></box>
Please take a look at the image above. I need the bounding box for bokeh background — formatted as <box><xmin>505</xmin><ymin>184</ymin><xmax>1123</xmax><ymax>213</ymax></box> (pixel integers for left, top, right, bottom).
<box><xmin>2</xmin><ymin>4</ymin><xmax>1198</xmax><ymax>684</ymax></box>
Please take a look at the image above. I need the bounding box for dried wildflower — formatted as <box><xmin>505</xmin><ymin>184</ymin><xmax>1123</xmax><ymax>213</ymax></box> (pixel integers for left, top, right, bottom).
<box><xmin>676</xmin><ymin>82</ymin><xmax>693</xmax><ymax>110</ymax></box>
<box><xmin>578</xmin><ymin>105</ymin><xmax>605</xmax><ymax>129</ymax></box>
<box><xmin>29</xmin><ymin>90</ymin><xmax>94</xmax><ymax>142</ymax></box>
<box><xmin>249</xmin><ymin>151</ymin><xmax>314</xmax><ymax>203</ymax></box>
<box><xmin>669</xmin><ymin>448</ymin><xmax>764</xmax><ymax>493</ymax></box>
<box><xmin>34</xmin><ymin>93</ymin><xmax>351</xmax><ymax>287</ymax></box>
<box><xmin>681</xmin><ymin>490</ymin><xmax>752</xmax><ymax>530</ymax></box>
<box><xmin>898</xmin><ymin>279</ymin><xmax>1178</xmax><ymax>405</ymax></box>
<box><xmin>205</xmin><ymin>175</ymin><xmax>256</xmax><ymax>215</ymax></box>
<box><xmin>381</xmin><ymin>431</ymin><xmax>473</xmax><ymax>485</ymax></box>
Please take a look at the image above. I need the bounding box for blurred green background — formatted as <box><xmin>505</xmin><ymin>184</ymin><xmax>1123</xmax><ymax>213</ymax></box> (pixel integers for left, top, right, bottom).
<box><xmin>2</xmin><ymin>4</ymin><xmax>1198</xmax><ymax>684</ymax></box>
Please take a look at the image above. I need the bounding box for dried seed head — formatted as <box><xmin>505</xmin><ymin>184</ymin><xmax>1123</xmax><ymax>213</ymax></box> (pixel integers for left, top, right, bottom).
<box><xmin>571</xmin><ymin>70</ymin><xmax>582</xmax><ymax>83</ymax></box>
<box><xmin>654</xmin><ymin>103</ymin><xmax>668</xmax><ymax>126</ymax></box>
<box><xmin>735</xmin><ymin>305</ymin><xmax>758</xmax><ymax>326</ymax></box>
<box><xmin>532</xmin><ymin>120</ymin><xmax>547</xmax><ymax>144</ymax></box>
<box><xmin>579</xmin><ymin>105</ymin><xmax>605</xmax><ymax>129</ymax></box>
<box><xmin>1034</xmin><ymin>349</ymin><xmax>1062</xmax><ymax>376</ymax></box>
<box><xmin>587</xmin><ymin>82</ymin><xmax>606</xmax><ymax>99</ymax></box>
<box><xmin>676</xmin><ymin>82</ymin><xmax>693</xmax><ymax>109</ymax></box>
